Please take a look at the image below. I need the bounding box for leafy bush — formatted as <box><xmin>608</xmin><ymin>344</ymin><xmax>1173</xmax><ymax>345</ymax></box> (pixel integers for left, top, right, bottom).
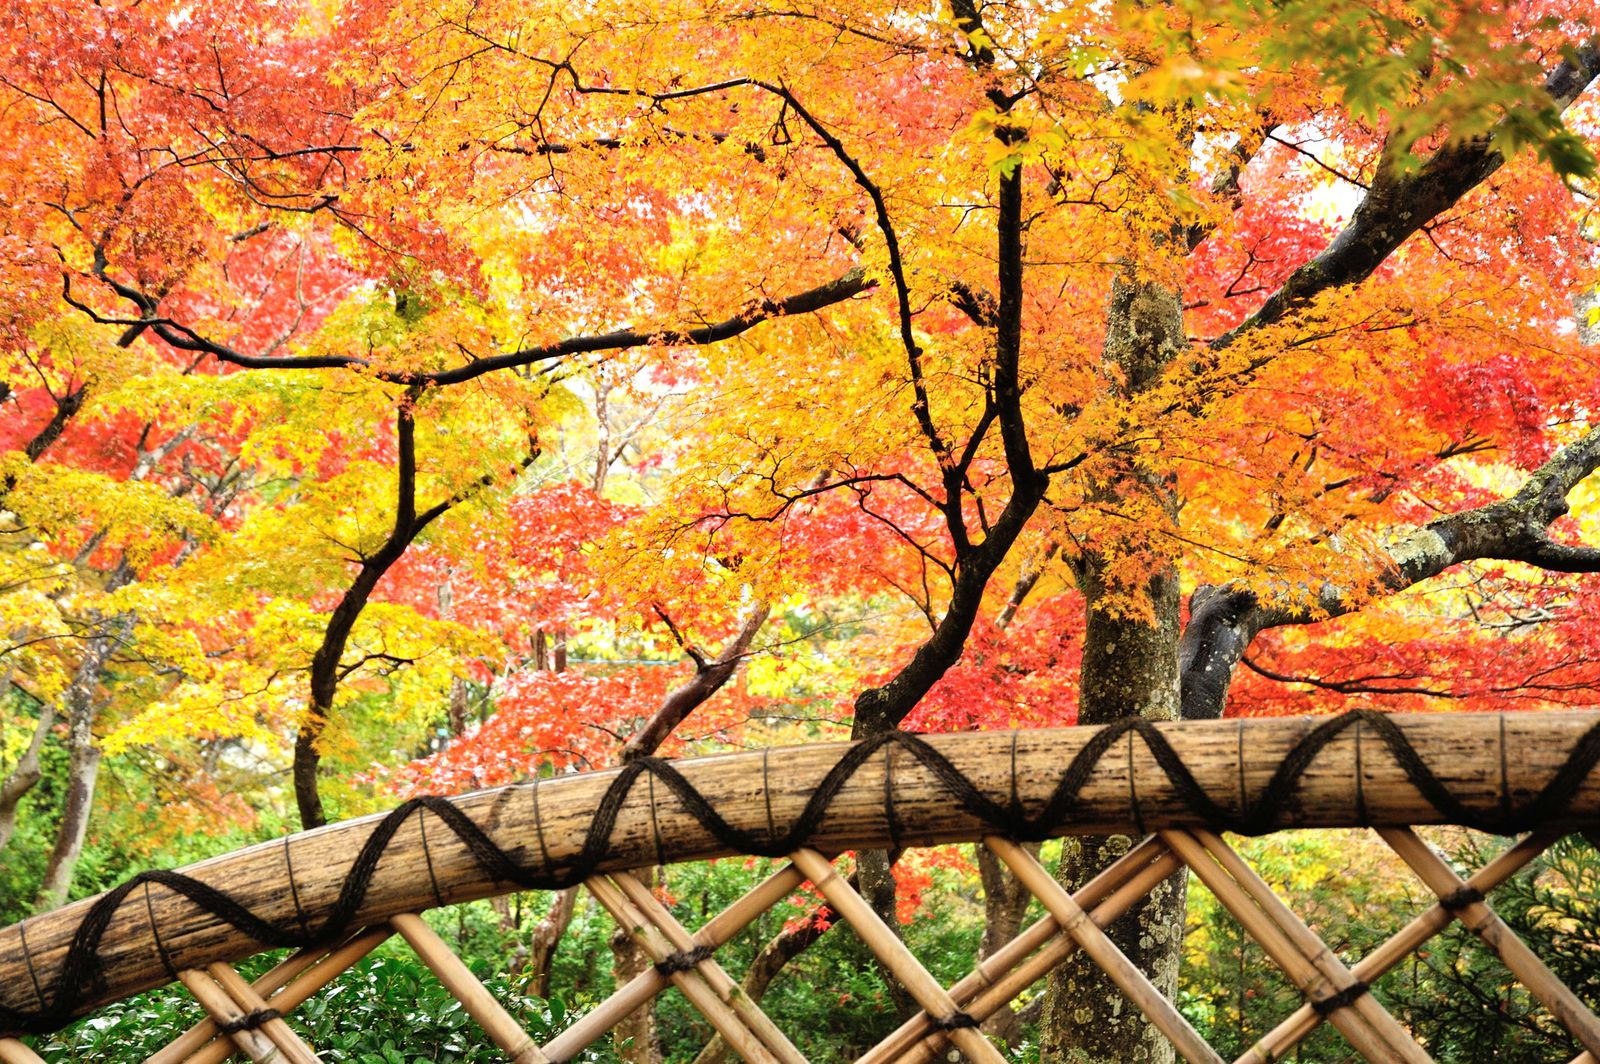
<box><xmin>29</xmin><ymin>927</ymin><xmax>567</xmax><ymax>1063</ymax></box>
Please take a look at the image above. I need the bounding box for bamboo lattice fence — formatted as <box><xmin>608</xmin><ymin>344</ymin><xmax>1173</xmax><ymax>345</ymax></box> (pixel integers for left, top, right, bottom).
<box><xmin>1</xmin><ymin>708</ymin><xmax>1598</xmax><ymax>1063</ymax></box>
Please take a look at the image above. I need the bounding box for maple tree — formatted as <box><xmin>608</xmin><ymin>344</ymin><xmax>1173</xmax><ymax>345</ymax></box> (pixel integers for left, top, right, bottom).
<box><xmin>2</xmin><ymin>0</ymin><xmax>1600</xmax><ymax>1060</ymax></box>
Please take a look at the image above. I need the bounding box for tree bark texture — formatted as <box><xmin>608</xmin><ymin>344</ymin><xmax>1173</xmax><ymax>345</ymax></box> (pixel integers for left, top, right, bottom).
<box><xmin>34</xmin><ymin>614</ymin><xmax>130</xmax><ymax>912</ymax></box>
<box><xmin>1043</xmin><ymin>276</ymin><xmax>1188</xmax><ymax>1064</ymax></box>
<box><xmin>526</xmin><ymin>886</ymin><xmax>578</xmax><ymax>1000</ymax></box>
<box><xmin>0</xmin><ymin>699</ymin><xmax>54</xmax><ymax>857</ymax></box>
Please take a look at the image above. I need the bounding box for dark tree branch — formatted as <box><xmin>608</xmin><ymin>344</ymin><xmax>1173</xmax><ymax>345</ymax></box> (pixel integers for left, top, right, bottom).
<box><xmin>75</xmin><ymin>258</ymin><xmax>872</xmax><ymax>385</ymax></box>
<box><xmin>1180</xmin><ymin>424</ymin><xmax>1600</xmax><ymax>719</ymax></box>
<box><xmin>1240</xmin><ymin>655</ymin><xmax>1455</xmax><ymax>698</ymax></box>
<box><xmin>1214</xmin><ymin>37</ymin><xmax>1600</xmax><ymax>349</ymax></box>
<box><xmin>294</xmin><ymin>403</ymin><xmax>538</xmax><ymax>827</ymax></box>
<box><xmin>620</xmin><ymin>604</ymin><xmax>770</xmax><ymax>763</ymax></box>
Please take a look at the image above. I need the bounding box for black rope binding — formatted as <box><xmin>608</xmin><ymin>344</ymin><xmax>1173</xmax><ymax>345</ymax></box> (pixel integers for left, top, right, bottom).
<box><xmin>4</xmin><ymin>709</ymin><xmax>1600</xmax><ymax>1036</ymax></box>
<box><xmin>1311</xmin><ymin>982</ymin><xmax>1369</xmax><ymax>1016</ymax></box>
<box><xmin>218</xmin><ymin>1008</ymin><xmax>280</xmax><ymax>1034</ymax></box>
<box><xmin>1438</xmin><ymin>886</ymin><xmax>1485</xmax><ymax>911</ymax></box>
<box><xmin>930</xmin><ymin>1010</ymin><xmax>981</xmax><ymax>1031</ymax></box>
<box><xmin>653</xmin><ymin>945</ymin><xmax>715</xmax><ymax>976</ymax></box>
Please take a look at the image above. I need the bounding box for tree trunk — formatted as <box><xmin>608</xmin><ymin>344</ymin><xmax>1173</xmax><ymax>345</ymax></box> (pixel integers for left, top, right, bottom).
<box><xmin>0</xmin><ymin>697</ymin><xmax>54</xmax><ymax>856</ymax></box>
<box><xmin>526</xmin><ymin>886</ymin><xmax>579</xmax><ymax>999</ymax></box>
<box><xmin>34</xmin><ymin>615</ymin><xmax>129</xmax><ymax>912</ymax></box>
<box><xmin>448</xmin><ymin>676</ymin><xmax>469</xmax><ymax>737</ymax></box>
<box><xmin>974</xmin><ymin>841</ymin><xmax>1039</xmax><ymax>1045</ymax></box>
<box><xmin>1040</xmin><ymin>570</ymin><xmax>1187</xmax><ymax>1064</ymax></box>
<box><xmin>1041</xmin><ymin>276</ymin><xmax>1189</xmax><ymax>1063</ymax></box>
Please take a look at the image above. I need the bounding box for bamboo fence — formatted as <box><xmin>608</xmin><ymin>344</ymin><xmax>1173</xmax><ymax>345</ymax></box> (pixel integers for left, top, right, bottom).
<box><xmin>0</xmin><ymin>709</ymin><xmax>1597</xmax><ymax>1063</ymax></box>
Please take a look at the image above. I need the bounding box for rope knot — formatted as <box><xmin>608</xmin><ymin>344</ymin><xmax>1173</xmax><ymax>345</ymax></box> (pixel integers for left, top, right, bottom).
<box><xmin>1311</xmin><ymin>982</ymin><xmax>1368</xmax><ymax>1017</ymax></box>
<box><xmin>1439</xmin><ymin>886</ymin><xmax>1484</xmax><ymax>911</ymax></box>
<box><xmin>654</xmin><ymin>944</ymin><xmax>714</xmax><ymax>976</ymax></box>
<box><xmin>219</xmin><ymin>1008</ymin><xmax>280</xmax><ymax>1034</ymax></box>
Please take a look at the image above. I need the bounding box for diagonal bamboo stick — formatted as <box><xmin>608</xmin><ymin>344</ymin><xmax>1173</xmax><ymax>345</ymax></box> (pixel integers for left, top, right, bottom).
<box><xmin>542</xmin><ymin>864</ymin><xmax>802</xmax><ymax>1063</ymax></box>
<box><xmin>1236</xmin><ymin>832</ymin><xmax>1559</xmax><ymax>1064</ymax></box>
<box><xmin>1187</xmin><ymin>828</ymin><xmax>1437</xmax><ymax>1063</ymax></box>
<box><xmin>1161</xmin><ymin>830</ymin><xmax>1432</xmax><ymax>1064</ymax></box>
<box><xmin>1379</xmin><ymin>827</ymin><xmax>1600</xmax><ymax>1055</ymax></box>
<box><xmin>585</xmin><ymin>875</ymin><xmax>780</xmax><ymax>1064</ymax></box>
<box><xmin>985</xmin><ymin>836</ymin><xmax>1224</xmax><ymax>1064</ymax></box>
<box><xmin>0</xmin><ymin>1040</ymin><xmax>45</xmax><ymax>1064</ymax></box>
<box><xmin>876</xmin><ymin>837</ymin><xmax>1181</xmax><ymax>1064</ymax></box>
<box><xmin>175</xmin><ymin>969</ymin><xmax>279</xmax><ymax>1064</ymax></box>
<box><xmin>608</xmin><ymin>872</ymin><xmax>809</xmax><ymax>1064</ymax></box>
<box><xmin>787</xmin><ymin>848</ymin><xmax>1007</xmax><ymax>1064</ymax></box>
<box><xmin>390</xmin><ymin>913</ymin><xmax>551</xmax><ymax>1064</ymax></box>
<box><xmin>177</xmin><ymin>926</ymin><xmax>392</xmax><ymax>1064</ymax></box>
<box><xmin>896</xmin><ymin>845</ymin><xmax>1189</xmax><ymax>1064</ymax></box>
<box><xmin>205</xmin><ymin>963</ymin><xmax>321</xmax><ymax>1064</ymax></box>
<box><xmin>146</xmin><ymin>926</ymin><xmax>390</xmax><ymax>1064</ymax></box>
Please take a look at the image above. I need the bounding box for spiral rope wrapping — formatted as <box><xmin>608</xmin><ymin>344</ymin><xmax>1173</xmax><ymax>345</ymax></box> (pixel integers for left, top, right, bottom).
<box><xmin>4</xmin><ymin>708</ymin><xmax>1600</xmax><ymax>1036</ymax></box>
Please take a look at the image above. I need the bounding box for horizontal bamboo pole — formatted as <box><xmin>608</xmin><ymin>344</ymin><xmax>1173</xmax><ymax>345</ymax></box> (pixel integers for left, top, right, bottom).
<box><xmin>4</xmin><ymin>710</ymin><xmax>1598</xmax><ymax>1035</ymax></box>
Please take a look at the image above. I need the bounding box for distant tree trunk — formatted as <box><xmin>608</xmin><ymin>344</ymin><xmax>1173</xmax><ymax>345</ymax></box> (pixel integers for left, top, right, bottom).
<box><xmin>553</xmin><ymin>625</ymin><xmax>568</xmax><ymax>674</ymax></box>
<box><xmin>34</xmin><ymin>614</ymin><xmax>130</xmax><ymax>911</ymax></box>
<box><xmin>448</xmin><ymin>676</ymin><xmax>469</xmax><ymax>737</ymax></box>
<box><xmin>0</xmin><ymin>665</ymin><xmax>53</xmax><ymax>857</ymax></box>
<box><xmin>974</xmin><ymin>841</ymin><xmax>1039</xmax><ymax>1045</ymax></box>
<box><xmin>1041</xmin><ymin>276</ymin><xmax>1189</xmax><ymax>1063</ymax></box>
<box><xmin>690</xmin><ymin>892</ymin><xmax>842</xmax><ymax>1064</ymax></box>
<box><xmin>0</xmin><ymin>688</ymin><xmax>54</xmax><ymax>856</ymax></box>
<box><xmin>526</xmin><ymin>886</ymin><xmax>579</xmax><ymax>999</ymax></box>
<box><xmin>593</xmin><ymin>378</ymin><xmax>614</xmax><ymax>494</ymax></box>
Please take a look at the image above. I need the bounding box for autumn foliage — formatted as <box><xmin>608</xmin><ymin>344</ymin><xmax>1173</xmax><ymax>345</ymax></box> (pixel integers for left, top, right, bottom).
<box><xmin>1</xmin><ymin>0</ymin><xmax>1599</xmax><ymax>1055</ymax></box>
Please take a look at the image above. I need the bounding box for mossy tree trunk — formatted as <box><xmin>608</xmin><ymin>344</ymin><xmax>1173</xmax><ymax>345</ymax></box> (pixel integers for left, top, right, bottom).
<box><xmin>1040</xmin><ymin>277</ymin><xmax>1189</xmax><ymax>1063</ymax></box>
